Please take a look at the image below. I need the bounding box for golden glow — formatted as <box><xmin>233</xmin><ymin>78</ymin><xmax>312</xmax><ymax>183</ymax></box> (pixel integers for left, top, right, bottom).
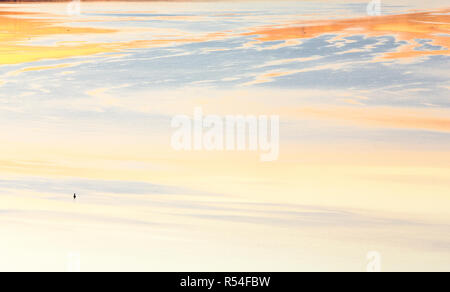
<box><xmin>0</xmin><ymin>9</ymin><xmax>227</xmax><ymax>65</ymax></box>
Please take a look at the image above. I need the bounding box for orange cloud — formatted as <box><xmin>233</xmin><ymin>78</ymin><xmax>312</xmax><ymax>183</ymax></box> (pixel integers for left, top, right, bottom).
<box><xmin>0</xmin><ymin>10</ymin><xmax>118</xmax><ymax>64</ymax></box>
<box><xmin>290</xmin><ymin>106</ymin><xmax>450</xmax><ymax>133</ymax></box>
<box><xmin>0</xmin><ymin>9</ymin><xmax>225</xmax><ymax>65</ymax></box>
<box><xmin>243</xmin><ymin>9</ymin><xmax>450</xmax><ymax>60</ymax></box>
<box><xmin>0</xmin><ymin>10</ymin><xmax>115</xmax><ymax>43</ymax></box>
<box><xmin>3</xmin><ymin>7</ymin><xmax>448</xmax><ymax>66</ymax></box>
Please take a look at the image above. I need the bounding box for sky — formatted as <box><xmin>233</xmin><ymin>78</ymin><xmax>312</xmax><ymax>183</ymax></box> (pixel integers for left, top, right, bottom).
<box><xmin>0</xmin><ymin>1</ymin><xmax>449</xmax><ymax>271</ymax></box>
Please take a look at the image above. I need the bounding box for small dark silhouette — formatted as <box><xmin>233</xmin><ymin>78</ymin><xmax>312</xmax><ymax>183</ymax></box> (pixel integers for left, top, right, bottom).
<box><xmin>73</xmin><ymin>193</ymin><xmax>77</xmax><ymax>200</ymax></box>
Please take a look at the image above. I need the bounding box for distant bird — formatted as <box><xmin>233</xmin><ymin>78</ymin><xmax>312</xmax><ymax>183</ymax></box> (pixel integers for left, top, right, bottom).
<box><xmin>73</xmin><ymin>193</ymin><xmax>77</xmax><ymax>200</ymax></box>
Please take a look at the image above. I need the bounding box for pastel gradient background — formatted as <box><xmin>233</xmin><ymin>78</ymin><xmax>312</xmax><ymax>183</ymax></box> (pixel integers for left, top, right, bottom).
<box><xmin>0</xmin><ymin>0</ymin><xmax>449</xmax><ymax>271</ymax></box>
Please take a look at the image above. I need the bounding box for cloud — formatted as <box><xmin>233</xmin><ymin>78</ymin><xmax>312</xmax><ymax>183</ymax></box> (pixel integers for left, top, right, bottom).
<box><xmin>289</xmin><ymin>106</ymin><xmax>450</xmax><ymax>133</ymax></box>
<box><xmin>0</xmin><ymin>9</ymin><xmax>231</xmax><ymax>65</ymax></box>
<box><xmin>0</xmin><ymin>176</ymin><xmax>221</xmax><ymax>197</ymax></box>
<box><xmin>0</xmin><ymin>208</ymin><xmax>167</xmax><ymax>228</ymax></box>
<box><xmin>243</xmin><ymin>9</ymin><xmax>450</xmax><ymax>60</ymax></box>
<box><xmin>244</xmin><ymin>61</ymin><xmax>359</xmax><ymax>86</ymax></box>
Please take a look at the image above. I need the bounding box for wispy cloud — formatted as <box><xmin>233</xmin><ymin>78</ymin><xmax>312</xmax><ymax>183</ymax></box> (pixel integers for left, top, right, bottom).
<box><xmin>0</xmin><ymin>176</ymin><xmax>221</xmax><ymax>197</ymax></box>
<box><xmin>290</xmin><ymin>106</ymin><xmax>450</xmax><ymax>133</ymax></box>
